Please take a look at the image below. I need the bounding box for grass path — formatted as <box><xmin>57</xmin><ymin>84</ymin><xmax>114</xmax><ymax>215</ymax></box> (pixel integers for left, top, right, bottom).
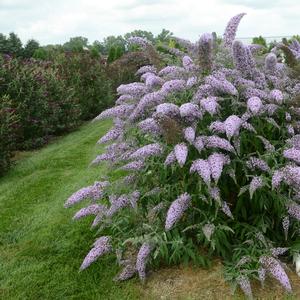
<box><xmin>0</xmin><ymin>121</ymin><xmax>141</xmax><ymax>300</ymax></box>
<box><xmin>2</xmin><ymin>121</ymin><xmax>300</xmax><ymax>300</ymax></box>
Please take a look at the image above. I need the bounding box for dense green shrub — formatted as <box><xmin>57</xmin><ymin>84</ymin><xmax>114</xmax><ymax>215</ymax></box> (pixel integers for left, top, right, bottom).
<box><xmin>107</xmin><ymin>49</ymin><xmax>163</xmax><ymax>93</ymax></box>
<box><xmin>0</xmin><ymin>95</ymin><xmax>18</xmax><ymax>174</ymax></box>
<box><xmin>55</xmin><ymin>52</ymin><xmax>114</xmax><ymax>120</ymax></box>
<box><xmin>0</xmin><ymin>56</ymin><xmax>81</xmax><ymax>149</ymax></box>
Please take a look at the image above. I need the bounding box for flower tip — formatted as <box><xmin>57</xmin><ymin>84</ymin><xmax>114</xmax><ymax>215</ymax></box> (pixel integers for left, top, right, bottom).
<box><xmin>79</xmin><ymin>265</ymin><xmax>86</xmax><ymax>271</ymax></box>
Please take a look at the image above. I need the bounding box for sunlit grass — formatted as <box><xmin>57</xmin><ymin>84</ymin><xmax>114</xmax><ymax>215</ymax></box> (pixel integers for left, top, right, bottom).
<box><xmin>0</xmin><ymin>121</ymin><xmax>141</xmax><ymax>300</ymax></box>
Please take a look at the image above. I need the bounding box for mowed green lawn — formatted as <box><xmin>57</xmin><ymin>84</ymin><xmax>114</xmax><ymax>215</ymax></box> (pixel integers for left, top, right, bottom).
<box><xmin>0</xmin><ymin>121</ymin><xmax>141</xmax><ymax>300</ymax></box>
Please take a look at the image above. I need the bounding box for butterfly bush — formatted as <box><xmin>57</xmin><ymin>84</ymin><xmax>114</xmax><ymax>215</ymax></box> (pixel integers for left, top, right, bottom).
<box><xmin>65</xmin><ymin>13</ymin><xmax>300</xmax><ymax>298</ymax></box>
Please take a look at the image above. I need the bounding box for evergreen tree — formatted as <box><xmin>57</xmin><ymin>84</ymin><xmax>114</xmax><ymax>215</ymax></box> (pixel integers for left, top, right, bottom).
<box><xmin>23</xmin><ymin>39</ymin><xmax>40</xmax><ymax>58</ymax></box>
<box><xmin>7</xmin><ymin>32</ymin><xmax>23</xmax><ymax>56</ymax></box>
<box><xmin>107</xmin><ymin>46</ymin><xmax>116</xmax><ymax>63</ymax></box>
<box><xmin>0</xmin><ymin>33</ymin><xmax>8</xmax><ymax>53</ymax></box>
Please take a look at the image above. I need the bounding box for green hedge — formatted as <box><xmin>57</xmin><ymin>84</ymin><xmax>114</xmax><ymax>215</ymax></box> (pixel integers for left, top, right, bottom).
<box><xmin>0</xmin><ymin>95</ymin><xmax>18</xmax><ymax>174</ymax></box>
<box><xmin>0</xmin><ymin>53</ymin><xmax>114</xmax><ymax>174</ymax></box>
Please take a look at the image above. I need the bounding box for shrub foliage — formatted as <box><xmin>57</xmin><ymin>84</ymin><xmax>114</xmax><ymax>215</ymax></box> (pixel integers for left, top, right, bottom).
<box><xmin>65</xmin><ymin>13</ymin><xmax>300</xmax><ymax>297</ymax></box>
<box><xmin>0</xmin><ymin>95</ymin><xmax>18</xmax><ymax>174</ymax></box>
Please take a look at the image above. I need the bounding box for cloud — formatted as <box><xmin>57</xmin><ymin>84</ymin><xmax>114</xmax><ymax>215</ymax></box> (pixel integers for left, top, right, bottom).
<box><xmin>0</xmin><ymin>0</ymin><xmax>299</xmax><ymax>45</ymax></box>
<box><xmin>223</xmin><ymin>0</ymin><xmax>282</xmax><ymax>9</ymax></box>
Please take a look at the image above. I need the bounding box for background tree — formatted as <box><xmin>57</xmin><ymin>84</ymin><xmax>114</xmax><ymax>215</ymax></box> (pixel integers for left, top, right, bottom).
<box><xmin>23</xmin><ymin>39</ymin><xmax>40</xmax><ymax>58</ymax></box>
<box><xmin>7</xmin><ymin>32</ymin><xmax>23</xmax><ymax>56</ymax></box>
<box><xmin>102</xmin><ymin>35</ymin><xmax>126</xmax><ymax>54</ymax></box>
<box><xmin>107</xmin><ymin>46</ymin><xmax>116</xmax><ymax>63</ymax></box>
<box><xmin>124</xmin><ymin>30</ymin><xmax>155</xmax><ymax>43</ymax></box>
<box><xmin>91</xmin><ymin>40</ymin><xmax>105</xmax><ymax>54</ymax></box>
<box><xmin>63</xmin><ymin>36</ymin><xmax>89</xmax><ymax>52</ymax></box>
<box><xmin>155</xmin><ymin>29</ymin><xmax>173</xmax><ymax>43</ymax></box>
<box><xmin>0</xmin><ymin>33</ymin><xmax>8</xmax><ymax>53</ymax></box>
<box><xmin>252</xmin><ymin>35</ymin><xmax>267</xmax><ymax>48</ymax></box>
<box><xmin>33</xmin><ymin>47</ymin><xmax>48</xmax><ymax>60</ymax></box>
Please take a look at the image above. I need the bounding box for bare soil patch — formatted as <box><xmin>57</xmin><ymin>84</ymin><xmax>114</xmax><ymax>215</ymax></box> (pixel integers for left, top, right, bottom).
<box><xmin>142</xmin><ymin>260</ymin><xmax>300</xmax><ymax>300</ymax></box>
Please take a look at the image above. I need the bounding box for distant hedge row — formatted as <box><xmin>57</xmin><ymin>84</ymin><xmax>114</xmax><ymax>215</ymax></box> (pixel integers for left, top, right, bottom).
<box><xmin>0</xmin><ymin>50</ymin><xmax>156</xmax><ymax>175</ymax></box>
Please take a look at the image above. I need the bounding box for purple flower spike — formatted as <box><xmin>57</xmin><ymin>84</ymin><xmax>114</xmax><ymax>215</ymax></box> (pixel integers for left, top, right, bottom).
<box><xmin>209</xmin><ymin>121</ymin><xmax>225</xmax><ymax>134</ymax></box>
<box><xmin>190</xmin><ymin>159</ymin><xmax>211</xmax><ymax>186</ymax></box>
<box><xmin>130</xmin><ymin>91</ymin><xmax>165</xmax><ymax>120</ymax></box>
<box><xmin>180</xmin><ymin>103</ymin><xmax>202</xmax><ymax>119</ymax></box>
<box><xmin>232</xmin><ymin>40</ymin><xmax>253</xmax><ymax>78</ymax></box>
<box><xmin>282</xmin><ymin>216</ymin><xmax>289</xmax><ymax>240</ymax></box>
<box><xmin>156</xmin><ymin>103</ymin><xmax>180</xmax><ymax>118</ymax></box>
<box><xmin>224</xmin><ymin>115</ymin><xmax>242</xmax><ymax>139</ymax></box>
<box><xmin>65</xmin><ymin>181</ymin><xmax>109</xmax><ymax>207</ymax></box>
<box><xmin>114</xmin><ymin>263</ymin><xmax>136</xmax><ymax>282</ymax></box>
<box><xmin>136</xmin><ymin>65</ymin><xmax>157</xmax><ymax>75</ymax></box>
<box><xmin>249</xmin><ymin>176</ymin><xmax>263</xmax><ymax>199</ymax></box>
<box><xmin>115</xmin><ymin>94</ymin><xmax>135</xmax><ymax>105</ymax></box>
<box><xmin>145</xmin><ymin>74</ymin><xmax>164</xmax><ymax>88</ymax></box>
<box><xmin>246</xmin><ymin>157</ymin><xmax>270</xmax><ymax>172</ymax></box>
<box><xmin>221</xmin><ymin>201</ymin><xmax>233</xmax><ymax>219</ymax></box>
<box><xmin>182</xmin><ymin>55</ymin><xmax>194</xmax><ymax>69</ymax></box>
<box><xmin>129</xmin><ymin>143</ymin><xmax>163</xmax><ymax>160</ymax></box>
<box><xmin>90</xmin><ymin>153</ymin><xmax>115</xmax><ymax>165</ymax></box>
<box><xmin>94</xmin><ymin>104</ymin><xmax>135</xmax><ymax>121</ymax></box>
<box><xmin>237</xmin><ymin>275</ymin><xmax>253</xmax><ymax>299</ymax></box>
<box><xmin>202</xmin><ymin>223</ymin><xmax>215</xmax><ymax>241</ymax></box>
<box><xmin>117</xmin><ymin>82</ymin><xmax>148</xmax><ymax>97</ymax></box>
<box><xmin>209</xmin><ymin>186</ymin><xmax>221</xmax><ymax>204</ymax></box>
<box><xmin>283</xmin><ymin>148</ymin><xmax>300</xmax><ymax>164</ymax></box>
<box><xmin>136</xmin><ymin>242</ymin><xmax>153</xmax><ymax>281</ymax></box>
<box><xmin>80</xmin><ymin>236</ymin><xmax>112</xmax><ymax>270</ymax></box>
<box><xmin>186</xmin><ymin>76</ymin><xmax>198</xmax><ymax>87</ymax></box>
<box><xmin>205</xmin><ymin>135</ymin><xmax>235</xmax><ymax>153</ymax></box>
<box><xmin>200</xmin><ymin>96</ymin><xmax>219</xmax><ymax>116</ymax></box>
<box><xmin>161</xmin><ymin>79</ymin><xmax>186</xmax><ymax>95</ymax></box>
<box><xmin>287</xmin><ymin>201</ymin><xmax>300</xmax><ymax>220</ymax></box>
<box><xmin>270</xmin><ymin>89</ymin><xmax>284</xmax><ymax>105</ymax></box>
<box><xmin>223</xmin><ymin>13</ymin><xmax>246</xmax><ymax>48</ymax></box>
<box><xmin>257</xmin><ymin>136</ymin><xmax>275</xmax><ymax>152</ymax></box>
<box><xmin>138</xmin><ymin>118</ymin><xmax>161</xmax><ymax>135</ymax></box>
<box><xmin>196</xmin><ymin>33</ymin><xmax>213</xmax><ymax>71</ymax></box>
<box><xmin>121</xmin><ymin>160</ymin><xmax>145</xmax><ymax>171</ymax></box>
<box><xmin>208</xmin><ymin>153</ymin><xmax>229</xmax><ymax>183</ymax></box>
<box><xmin>97</xmin><ymin>126</ymin><xmax>123</xmax><ymax>144</ymax></box>
<box><xmin>272</xmin><ymin>170</ymin><xmax>283</xmax><ymax>189</ymax></box>
<box><xmin>127</xmin><ymin>36</ymin><xmax>150</xmax><ymax>49</ymax></box>
<box><xmin>174</xmin><ymin>143</ymin><xmax>188</xmax><ymax>167</ymax></box>
<box><xmin>184</xmin><ymin>127</ymin><xmax>196</xmax><ymax>144</ymax></box>
<box><xmin>283</xmin><ymin>166</ymin><xmax>300</xmax><ymax>187</ymax></box>
<box><xmin>193</xmin><ymin>136</ymin><xmax>205</xmax><ymax>153</ymax></box>
<box><xmin>271</xmin><ymin>247</ymin><xmax>289</xmax><ymax>257</ymax></box>
<box><xmin>265</xmin><ymin>53</ymin><xmax>277</xmax><ymax>75</ymax></box>
<box><xmin>164</xmin><ymin>150</ymin><xmax>177</xmax><ymax>166</ymax></box>
<box><xmin>247</xmin><ymin>96</ymin><xmax>263</xmax><ymax>115</ymax></box>
<box><xmin>259</xmin><ymin>256</ymin><xmax>292</xmax><ymax>292</ymax></box>
<box><xmin>165</xmin><ymin>193</ymin><xmax>191</xmax><ymax>230</ymax></box>
<box><xmin>73</xmin><ymin>204</ymin><xmax>107</xmax><ymax>220</ymax></box>
<box><xmin>241</xmin><ymin>122</ymin><xmax>257</xmax><ymax>134</ymax></box>
<box><xmin>158</xmin><ymin>66</ymin><xmax>185</xmax><ymax>78</ymax></box>
<box><xmin>106</xmin><ymin>194</ymin><xmax>131</xmax><ymax>217</ymax></box>
<box><xmin>258</xmin><ymin>268</ymin><xmax>266</xmax><ymax>286</ymax></box>
<box><xmin>205</xmin><ymin>76</ymin><xmax>238</xmax><ymax>96</ymax></box>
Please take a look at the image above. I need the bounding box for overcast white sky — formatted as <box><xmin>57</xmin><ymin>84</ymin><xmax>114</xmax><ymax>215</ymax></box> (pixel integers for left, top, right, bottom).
<box><xmin>0</xmin><ymin>0</ymin><xmax>299</xmax><ymax>45</ymax></box>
